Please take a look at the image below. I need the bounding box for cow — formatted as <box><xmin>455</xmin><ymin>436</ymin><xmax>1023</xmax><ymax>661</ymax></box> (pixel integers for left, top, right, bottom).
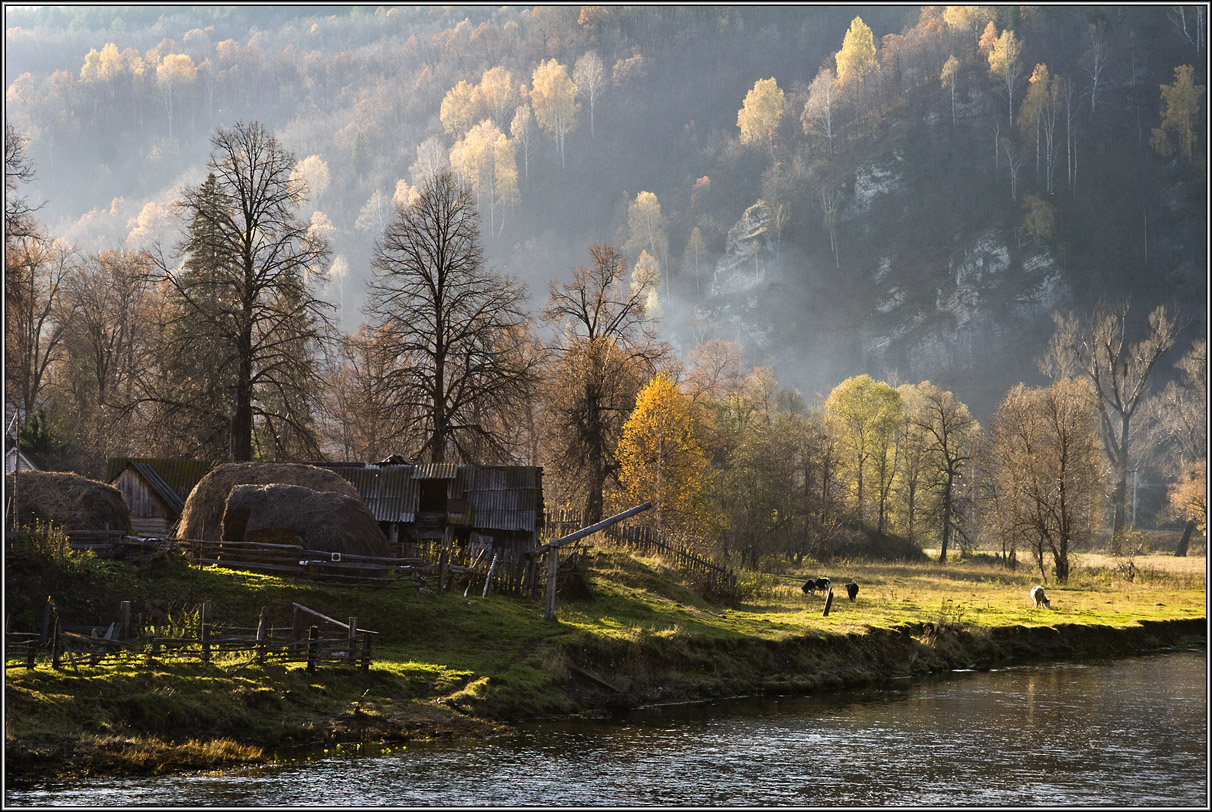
<box><xmin>1030</xmin><ymin>585</ymin><xmax>1052</xmax><ymax>609</ymax></box>
<box><xmin>845</xmin><ymin>582</ymin><xmax>859</xmax><ymax>602</ymax></box>
<box><xmin>802</xmin><ymin>577</ymin><xmax>831</xmax><ymax>597</ymax></box>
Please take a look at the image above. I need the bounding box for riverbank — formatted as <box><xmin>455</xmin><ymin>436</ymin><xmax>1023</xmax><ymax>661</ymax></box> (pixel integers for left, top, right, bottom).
<box><xmin>4</xmin><ymin>544</ymin><xmax>1206</xmax><ymax>780</ymax></box>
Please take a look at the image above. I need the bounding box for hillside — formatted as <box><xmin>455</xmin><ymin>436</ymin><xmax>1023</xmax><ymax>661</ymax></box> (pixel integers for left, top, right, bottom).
<box><xmin>6</xmin><ymin>5</ymin><xmax>1206</xmax><ymax>421</ymax></box>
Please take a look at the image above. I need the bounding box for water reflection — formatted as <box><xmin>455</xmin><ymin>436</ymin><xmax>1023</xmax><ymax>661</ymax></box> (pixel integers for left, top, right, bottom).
<box><xmin>6</xmin><ymin>650</ymin><xmax>1206</xmax><ymax>807</ymax></box>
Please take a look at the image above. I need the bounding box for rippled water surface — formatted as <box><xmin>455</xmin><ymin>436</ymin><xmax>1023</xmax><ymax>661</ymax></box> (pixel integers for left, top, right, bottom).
<box><xmin>7</xmin><ymin>649</ymin><xmax>1207</xmax><ymax>807</ymax></box>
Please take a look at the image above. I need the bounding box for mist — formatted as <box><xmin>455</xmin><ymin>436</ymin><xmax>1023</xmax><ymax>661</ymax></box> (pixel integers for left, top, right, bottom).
<box><xmin>6</xmin><ymin>4</ymin><xmax>1206</xmax><ymax>425</ymax></box>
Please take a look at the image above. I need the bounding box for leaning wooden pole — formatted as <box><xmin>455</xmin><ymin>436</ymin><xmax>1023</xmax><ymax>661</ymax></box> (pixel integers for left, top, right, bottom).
<box><xmin>541</xmin><ymin>502</ymin><xmax>652</xmax><ymax>621</ymax></box>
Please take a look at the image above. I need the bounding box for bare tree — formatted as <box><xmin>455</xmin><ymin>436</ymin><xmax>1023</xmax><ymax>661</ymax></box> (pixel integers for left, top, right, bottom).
<box><xmin>539</xmin><ymin>243</ymin><xmax>668</xmax><ymax>522</ymax></box>
<box><xmin>986</xmin><ymin>379</ymin><xmax>1104</xmax><ymax>583</ymax></box>
<box><xmin>1041</xmin><ymin>302</ymin><xmax>1183</xmax><ymax>539</ymax></box>
<box><xmin>1000</xmin><ymin>136</ymin><xmax>1025</xmax><ymax>201</ymax></box>
<box><xmin>909</xmin><ymin>382</ymin><xmax>979</xmax><ymax>563</ymax></box>
<box><xmin>5</xmin><ymin>237</ymin><xmax>74</xmax><ymax>423</ymax></box>
<box><xmin>164</xmin><ymin>122</ymin><xmax>332</xmax><ymax>462</ymax></box>
<box><xmin>365</xmin><ymin>171</ymin><xmax>537</xmax><ymax>464</ymax></box>
<box><xmin>1080</xmin><ymin>24</ymin><xmax>1109</xmax><ymax>114</ymax></box>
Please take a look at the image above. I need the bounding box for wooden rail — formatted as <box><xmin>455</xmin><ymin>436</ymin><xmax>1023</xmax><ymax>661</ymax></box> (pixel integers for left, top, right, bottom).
<box><xmin>4</xmin><ymin>600</ymin><xmax>376</xmax><ymax>673</ymax></box>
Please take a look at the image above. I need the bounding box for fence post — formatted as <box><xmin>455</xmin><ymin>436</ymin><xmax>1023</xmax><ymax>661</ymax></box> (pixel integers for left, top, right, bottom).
<box><xmin>822</xmin><ymin>588</ymin><xmax>834</xmax><ymax>617</ymax></box>
<box><xmin>256</xmin><ymin>606</ymin><xmax>269</xmax><ymax>664</ymax></box>
<box><xmin>360</xmin><ymin>632</ymin><xmax>372</xmax><ymax>672</ymax></box>
<box><xmin>307</xmin><ymin>625</ymin><xmax>319</xmax><ymax>672</ymax></box>
<box><xmin>200</xmin><ymin>602</ymin><xmax>212</xmax><ymax>663</ymax></box>
<box><xmin>147</xmin><ymin>630</ymin><xmax>157</xmax><ymax>665</ymax></box>
<box><xmin>545</xmin><ymin>546</ymin><xmax>559</xmax><ymax>621</ymax></box>
<box><xmin>25</xmin><ymin>637</ymin><xmax>35</xmax><ymax>669</ymax></box>
<box><xmin>438</xmin><ymin>548</ymin><xmax>448</xmax><ymax>595</ymax></box>
<box><xmin>51</xmin><ymin>617</ymin><xmax>61</xmax><ymax>671</ymax></box>
<box><xmin>118</xmin><ymin>601</ymin><xmax>131</xmax><ymax>641</ymax></box>
<box><xmin>347</xmin><ymin>618</ymin><xmax>357</xmax><ymax>664</ymax></box>
<box><xmin>40</xmin><ymin>597</ymin><xmax>53</xmax><ymax>644</ymax></box>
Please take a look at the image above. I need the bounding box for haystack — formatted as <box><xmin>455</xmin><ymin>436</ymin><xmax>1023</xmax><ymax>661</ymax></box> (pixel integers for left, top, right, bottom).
<box><xmin>221</xmin><ymin>483</ymin><xmax>391</xmax><ymax>558</ymax></box>
<box><xmin>176</xmin><ymin>462</ymin><xmax>360</xmax><ymax>540</ymax></box>
<box><xmin>6</xmin><ymin>470</ymin><xmax>130</xmax><ymax>533</ymax></box>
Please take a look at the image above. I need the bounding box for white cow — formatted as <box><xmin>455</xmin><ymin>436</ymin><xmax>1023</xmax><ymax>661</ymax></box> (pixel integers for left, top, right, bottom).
<box><xmin>1030</xmin><ymin>585</ymin><xmax>1052</xmax><ymax>609</ymax></box>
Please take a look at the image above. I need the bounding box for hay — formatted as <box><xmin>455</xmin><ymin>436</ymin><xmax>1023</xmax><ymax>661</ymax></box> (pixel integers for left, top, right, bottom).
<box><xmin>221</xmin><ymin>483</ymin><xmax>392</xmax><ymax>558</ymax></box>
<box><xmin>176</xmin><ymin>462</ymin><xmax>360</xmax><ymax>541</ymax></box>
<box><xmin>6</xmin><ymin>470</ymin><xmax>131</xmax><ymax>532</ymax></box>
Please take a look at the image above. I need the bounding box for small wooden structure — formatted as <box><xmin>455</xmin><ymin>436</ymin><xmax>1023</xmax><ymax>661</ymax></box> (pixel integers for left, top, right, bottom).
<box><xmin>107</xmin><ymin>458</ymin><xmax>212</xmax><ymax>537</ymax></box>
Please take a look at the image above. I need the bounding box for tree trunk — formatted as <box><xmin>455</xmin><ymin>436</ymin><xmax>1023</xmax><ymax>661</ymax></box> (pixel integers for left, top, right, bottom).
<box><xmin>1175</xmin><ymin>518</ymin><xmax>1194</xmax><ymax>557</ymax></box>
<box><xmin>232</xmin><ymin>324</ymin><xmax>254</xmax><ymax>461</ymax></box>
<box><xmin>939</xmin><ymin>475</ymin><xmax>953</xmax><ymax>563</ymax></box>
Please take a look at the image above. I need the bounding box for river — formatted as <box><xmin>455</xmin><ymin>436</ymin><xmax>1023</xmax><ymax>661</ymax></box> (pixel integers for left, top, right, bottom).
<box><xmin>6</xmin><ymin>649</ymin><xmax>1207</xmax><ymax>807</ymax></box>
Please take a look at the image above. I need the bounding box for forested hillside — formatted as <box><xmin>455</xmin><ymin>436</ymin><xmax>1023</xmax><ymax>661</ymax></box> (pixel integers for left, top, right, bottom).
<box><xmin>5</xmin><ymin>6</ymin><xmax>1206</xmax><ymax>566</ymax></box>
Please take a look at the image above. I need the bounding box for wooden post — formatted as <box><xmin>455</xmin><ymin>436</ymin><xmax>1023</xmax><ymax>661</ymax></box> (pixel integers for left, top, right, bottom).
<box><xmin>482</xmin><ymin>552</ymin><xmax>499</xmax><ymax>598</ymax></box>
<box><xmin>147</xmin><ymin>631</ymin><xmax>157</xmax><ymax>665</ymax></box>
<box><xmin>40</xmin><ymin>598</ymin><xmax>53</xmax><ymax>644</ymax></box>
<box><xmin>256</xmin><ymin>607</ymin><xmax>269</xmax><ymax>664</ymax></box>
<box><xmin>199</xmin><ymin>602</ymin><xmax>212</xmax><ymax>663</ymax></box>
<box><xmin>545</xmin><ymin>545</ymin><xmax>559</xmax><ymax>621</ymax></box>
<box><xmin>118</xmin><ymin>601</ymin><xmax>131</xmax><ymax>641</ymax></box>
<box><xmin>347</xmin><ymin>617</ymin><xmax>357</xmax><ymax>664</ymax></box>
<box><xmin>50</xmin><ymin>620</ymin><xmax>61</xmax><ymax>668</ymax></box>
<box><xmin>360</xmin><ymin>632</ymin><xmax>372</xmax><ymax>672</ymax></box>
<box><xmin>438</xmin><ymin>548</ymin><xmax>448</xmax><ymax>595</ymax></box>
<box><xmin>292</xmin><ymin>605</ymin><xmax>304</xmax><ymax>641</ymax></box>
<box><xmin>307</xmin><ymin>625</ymin><xmax>319</xmax><ymax>672</ymax></box>
<box><xmin>25</xmin><ymin>637</ymin><xmax>36</xmax><ymax>669</ymax></box>
<box><xmin>822</xmin><ymin>587</ymin><xmax>834</xmax><ymax>617</ymax></box>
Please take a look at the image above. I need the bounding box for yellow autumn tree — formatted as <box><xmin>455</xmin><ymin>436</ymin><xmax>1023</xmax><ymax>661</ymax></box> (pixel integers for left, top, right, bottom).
<box><xmin>1150</xmin><ymin>65</ymin><xmax>1205</xmax><ymax>163</ymax></box>
<box><xmin>617</xmin><ymin>373</ymin><xmax>710</xmax><ymax>541</ymax></box>
<box><xmin>155</xmin><ymin>52</ymin><xmax>196</xmax><ymax>140</ymax></box>
<box><xmin>530</xmin><ymin>58</ymin><xmax>579</xmax><ymax>170</ymax></box>
<box><xmin>737</xmin><ymin>77</ymin><xmax>785</xmax><ymax>159</ymax></box>
<box><xmin>478</xmin><ymin>65</ymin><xmax>520</xmax><ymax>127</ymax></box>
<box><xmin>835</xmin><ymin>16</ymin><xmax>879</xmax><ymax>87</ymax></box>
<box><xmin>987</xmin><ymin>28</ymin><xmax>1022</xmax><ymax>126</ymax></box>
<box><xmin>440</xmin><ymin>79</ymin><xmax>482</xmax><ymax>137</ymax></box>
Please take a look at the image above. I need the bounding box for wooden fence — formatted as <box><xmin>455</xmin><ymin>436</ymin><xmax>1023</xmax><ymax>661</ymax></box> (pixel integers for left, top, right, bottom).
<box><xmin>48</xmin><ymin>513</ymin><xmax>735</xmax><ymax>600</ymax></box>
<box><xmin>542</xmin><ymin>509</ymin><xmax>736</xmax><ymax>596</ymax></box>
<box><xmin>4</xmin><ymin>600</ymin><xmax>373</xmax><ymax>673</ymax></box>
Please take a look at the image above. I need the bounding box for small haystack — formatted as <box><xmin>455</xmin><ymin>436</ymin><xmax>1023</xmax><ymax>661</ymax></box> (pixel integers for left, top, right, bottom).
<box><xmin>6</xmin><ymin>470</ymin><xmax>130</xmax><ymax>533</ymax></box>
<box><xmin>221</xmin><ymin>483</ymin><xmax>391</xmax><ymax>558</ymax></box>
<box><xmin>176</xmin><ymin>462</ymin><xmax>361</xmax><ymax>541</ymax></box>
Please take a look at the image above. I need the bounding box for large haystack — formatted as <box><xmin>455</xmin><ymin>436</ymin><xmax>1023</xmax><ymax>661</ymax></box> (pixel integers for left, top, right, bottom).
<box><xmin>176</xmin><ymin>462</ymin><xmax>360</xmax><ymax>540</ymax></box>
<box><xmin>6</xmin><ymin>470</ymin><xmax>130</xmax><ymax>532</ymax></box>
<box><xmin>221</xmin><ymin>483</ymin><xmax>391</xmax><ymax>557</ymax></box>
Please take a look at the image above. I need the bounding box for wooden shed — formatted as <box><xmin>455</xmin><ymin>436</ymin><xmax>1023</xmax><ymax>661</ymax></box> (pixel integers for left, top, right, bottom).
<box><xmin>106</xmin><ymin>457</ymin><xmax>213</xmax><ymax>537</ymax></box>
<box><xmin>311</xmin><ymin>461</ymin><xmax>544</xmax><ymax>554</ymax></box>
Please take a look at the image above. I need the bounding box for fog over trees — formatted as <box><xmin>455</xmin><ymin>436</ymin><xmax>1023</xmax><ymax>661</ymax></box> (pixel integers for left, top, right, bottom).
<box><xmin>4</xmin><ymin>5</ymin><xmax>1206</xmax><ymax>570</ymax></box>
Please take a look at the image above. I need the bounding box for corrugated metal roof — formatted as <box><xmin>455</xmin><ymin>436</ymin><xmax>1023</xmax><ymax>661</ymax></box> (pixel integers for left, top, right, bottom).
<box><xmin>287</xmin><ymin>460</ymin><xmax>543</xmax><ymax>532</ymax></box>
<box><xmin>413</xmin><ymin>463</ymin><xmax>460</xmax><ymax>480</ymax></box>
<box><xmin>329</xmin><ymin>465</ymin><xmax>417</xmax><ymax>523</ymax></box>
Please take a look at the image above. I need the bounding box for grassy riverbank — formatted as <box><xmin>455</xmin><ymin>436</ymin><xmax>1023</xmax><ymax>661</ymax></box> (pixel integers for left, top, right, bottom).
<box><xmin>4</xmin><ymin>541</ymin><xmax>1206</xmax><ymax>779</ymax></box>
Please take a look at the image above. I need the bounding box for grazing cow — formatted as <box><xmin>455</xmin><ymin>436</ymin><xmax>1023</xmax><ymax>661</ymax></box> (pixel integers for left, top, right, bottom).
<box><xmin>845</xmin><ymin>582</ymin><xmax>859</xmax><ymax>602</ymax></box>
<box><xmin>802</xmin><ymin>577</ymin><xmax>831</xmax><ymax>597</ymax></box>
<box><xmin>1030</xmin><ymin>585</ymin><xmax>1052</xmax><ymax>609</ymax></box>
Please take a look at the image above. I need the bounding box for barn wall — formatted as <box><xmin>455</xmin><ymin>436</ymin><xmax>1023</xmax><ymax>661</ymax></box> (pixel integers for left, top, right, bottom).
<box><xmin>114</xmin><ymin>469</ymin><xmax>172</xmax><ymax>520</ymax></box>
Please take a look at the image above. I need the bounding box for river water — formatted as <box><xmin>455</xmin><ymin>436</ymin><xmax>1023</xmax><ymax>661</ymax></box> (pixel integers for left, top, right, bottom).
<box><xmin>6</xmin><ymin>649</ymin><xmax>1207</xmax><ymax>807</ymax></box>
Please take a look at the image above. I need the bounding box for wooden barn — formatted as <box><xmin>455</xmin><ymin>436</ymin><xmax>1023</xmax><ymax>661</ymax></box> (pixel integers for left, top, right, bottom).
<box><xmin>311</xmin><ymin>460</ymin><xmax>545</xmax><ymax>561</ymax></box>
<box><xmin>106</xmin><ymin>457</ymin><xmax>213</xmax><ymax>537</ymax></box>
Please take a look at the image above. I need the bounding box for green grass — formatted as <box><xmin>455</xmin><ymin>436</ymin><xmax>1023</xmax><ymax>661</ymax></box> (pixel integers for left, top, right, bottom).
<box><xmin>4</xmin><ymin>540</ymin><xmax>1206</xmax><ymax>778</ymax></box>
